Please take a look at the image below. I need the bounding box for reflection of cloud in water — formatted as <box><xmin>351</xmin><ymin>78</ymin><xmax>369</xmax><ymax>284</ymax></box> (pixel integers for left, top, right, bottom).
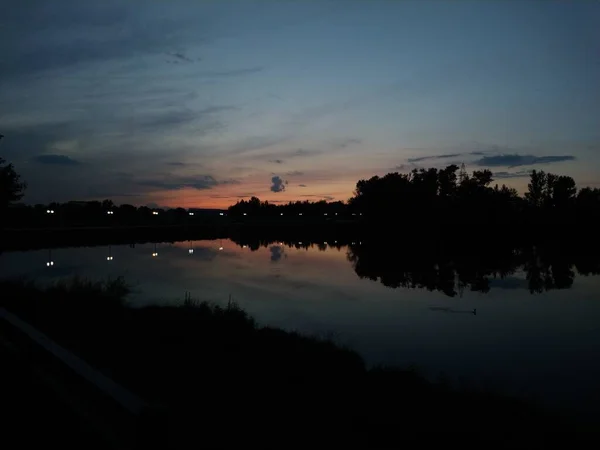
<box><xmin>270</xmin><ymin>245</ymin><xmax>284</xmax><ymax>262</ymax></box>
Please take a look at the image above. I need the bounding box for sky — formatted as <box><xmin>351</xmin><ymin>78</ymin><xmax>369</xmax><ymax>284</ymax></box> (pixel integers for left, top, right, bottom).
<box><xmin>1</xmin><ymin>0</ymin><xmax>599</xmax><ymax>209</ymax></box>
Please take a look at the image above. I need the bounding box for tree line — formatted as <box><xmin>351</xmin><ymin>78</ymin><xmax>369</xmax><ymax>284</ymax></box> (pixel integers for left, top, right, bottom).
<box><xmin>3</xmin><ymin>152</ymin><xmax>600</xmax><ymax>227</ymax></box>
<box><xmin>228</xmin><ymin>164</ymin><xmax>600</xmax><ymax>224</ymax></box>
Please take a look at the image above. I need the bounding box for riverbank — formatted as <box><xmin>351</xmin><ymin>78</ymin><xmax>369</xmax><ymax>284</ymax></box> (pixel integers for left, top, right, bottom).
<box><xmin>0</xmin><ymin>277</ymin><xmax>591</xmax><ymax>447</ymax></box>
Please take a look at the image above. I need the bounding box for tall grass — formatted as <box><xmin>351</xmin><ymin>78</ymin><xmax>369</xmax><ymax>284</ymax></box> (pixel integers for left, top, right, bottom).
<box><xmin>0</xmin><ymin>277</ymin><xmax>580</xmax><ymax>448</ymax></box>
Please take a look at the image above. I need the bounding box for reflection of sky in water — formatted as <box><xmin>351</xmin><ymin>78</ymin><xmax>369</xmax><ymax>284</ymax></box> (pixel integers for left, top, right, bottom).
<box><xmin>1</xmin><ymin>239</ymin><xmax>600</xmax><ymax>417</ymax></box>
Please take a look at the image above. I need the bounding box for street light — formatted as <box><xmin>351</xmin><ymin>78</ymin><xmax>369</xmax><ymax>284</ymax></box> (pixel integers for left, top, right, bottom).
<box><xmin>189</xmin><ymin>212</ymin><xmax>194</xmax><ymax>216</ymax></box>
<box><xmin>152</xmin><ymin>211</ymin><xmax>159</xmax><ymax>216</ymax></box>
<box><xmin>219</xmin><ymin>212</ymin><xmax>224</xmax><ymax>216</ymax></box>
<box><xmin>243</xmin><ymin>213</ymin><xmax>247</xmax><ymax>216</ymax></box>
<box><xmin>107</xmin><ymin>211</ymin><xmax>114</xmax><ymax>215</ymax></box>
<box><xmin>152</xmin><ymin>243</ymin><xmax>158</xmax><ymax>257</ymax></box>
<box><xmin>298</xmin><ymin>213</ymin><xmax>303</xmax><ymax>216</ymax></box>
<box><xmin>46</xmin><ymin>249</ymin><xmax>54</xmax><ymax>267</ymax></box>
<box><xmin>46</xmin><ymin>210</ymin><xmax>55</xmax><ymax>214</ymax></box>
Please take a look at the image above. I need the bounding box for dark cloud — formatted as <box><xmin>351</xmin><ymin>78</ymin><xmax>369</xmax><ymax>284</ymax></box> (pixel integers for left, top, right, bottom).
<box><xmin>270</xmin><ymin>176</ymin><xmax>286</xmax><ymax>193</ymax></box>
<box><xmin>166</xmin><ymin>161</ymin><xmax>187</xmax><ymax>166</ymax></box>
<box><xmin>137</xmin><ymin>174</ymin><xmax>238</xmax><ymax>191</ymax></box>
<box><xmin>407</xmin><ymin>153</ymin><xmax>461</xmax><ymax>163</ymax></box>
<box><xmin>298</xmin><ymin>184</ymin><xmax>307</xmax><ymax>187</ymax></box>
<box><xmin>32</xmin><ymin>154</ymin><xmax>81</xmax><ymax>166</ymax></box>
<box><xmin>476</xmin><ymin>154</ymin><xmax>576</xmax><ymax>168</ymax></box>
<box><xmin>493</xmin><ymin>170</ymin><xmax>532</xmax><ymax>179</ymax></box>
<box><xmin>269</xmin><ymin>159</ymin><xmax>284</xmax><ymax>164</ymax></box>
<box><xmin>323</xmin><ymin>195</ymin><xmax>335</xmax><ymax>201</ymax></box>
<box><xmin>286</xmin><ymin>170</ymin><xmax>304</xmax><ymax>176</ymax></box>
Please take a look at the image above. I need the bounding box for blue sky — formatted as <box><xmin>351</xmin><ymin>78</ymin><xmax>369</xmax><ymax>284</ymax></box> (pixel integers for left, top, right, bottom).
<box><xmin>1</xmin><ymin>0</ymin><xmax>599</xmax><ymax>207</ymax></box>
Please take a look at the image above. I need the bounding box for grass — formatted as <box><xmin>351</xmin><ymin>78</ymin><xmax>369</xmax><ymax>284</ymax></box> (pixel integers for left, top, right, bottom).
<box><xmin>0</xmin><ymin>277</ymin><xmax>588</xmax><ymax>448</ymax></box>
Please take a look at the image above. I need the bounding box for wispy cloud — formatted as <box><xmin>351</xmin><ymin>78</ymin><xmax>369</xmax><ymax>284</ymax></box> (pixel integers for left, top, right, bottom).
<box><xmin>298</xmin><ymin>184</ymin><xmax>307</xmax><ymax>187</ymax></box>
<box><xmin>493</xmin><ymin>170</ymin><xmax>533</xmax><ymax>179</ymax></box>
<box><xmin>476</xmin><ymin>154</ymin><xmax>576</xmax><ymax>168</ymax></box>
<box><xmin>32</xmin><ymin>154</ymin><xmax>81</xmax><ymax>166</ymax></box>
<box><xmin>198</xmin><ymin>67</ymin><xmax>264</xmax><ymax>78</ymax></box>
<box><xmin>137</xmin><ymin>174</ymin><xmax>239</xmax><ymax>191</ymax></box>
<box><xmin>269</xmin><ymin>159</ymin><xmax>284</xmax><ymax>164</ymax></box>
<box><xmin>407</xmin><ymin>153</ymin><xmax>461</xmax><ymax>163</ymax></box>
<box><xmin>336</xmin><ymin>138</ymin><xmax>362</xmax><ymax>149</ymax></box>
<box><xmin>286</xmin><ymin>170</ymin><xmax>304</xmax><ymax>176</ymax></box>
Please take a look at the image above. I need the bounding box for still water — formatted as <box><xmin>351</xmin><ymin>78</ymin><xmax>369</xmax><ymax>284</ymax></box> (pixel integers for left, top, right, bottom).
<box><xmin>2</xmin><ymin>238</ymin><xmax>600</xmax><ymax>416</ymax></box>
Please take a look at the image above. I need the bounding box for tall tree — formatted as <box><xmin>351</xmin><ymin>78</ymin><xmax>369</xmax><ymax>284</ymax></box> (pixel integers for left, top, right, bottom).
<box><xmin>525</xmin><ymin>170</ymin><xmax>547</xmax><ymax>209</ymax></box>
<box><xmin>0</xmin><ymin>156</ymin><xmax>27</xmax><ymax>209</ymax></box>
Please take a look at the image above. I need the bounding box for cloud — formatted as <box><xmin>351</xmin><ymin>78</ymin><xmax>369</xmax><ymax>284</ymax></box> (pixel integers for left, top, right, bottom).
<box><xmin>269</xmin><ymin>159</ymin><xmax>284</xmax><ymax>164</ymax></box>
<box><xmin>32</xmin><ymin>154</ymin><xmax>81</xmax><ymax>165</ymax></box>
<box><xmin>493</xmin><ymin>170</ymin><xmax>532</xmax><ymax>179</ymax></box>
<box><xmin>200</xmin><ymin>67</ymin><xmax>264</xmax><ymax>78</ymax></box>
<box><xmin>137</xmin><ymin>174</ymin><xmax>238</xmax><ymax>191</ymax></box>
<box><xmin>475</xmin><ymin>154</ymin><xmax>576</xmax><ymax>168</ymax></box>
<box><xmin>286</xmin><ymin>170</ymin><xmax>304</xmax><ymax>176</ymax></box>
<box><xmin>407</xmin><ymin>153</ymin><xmax>461</xmax><ymax>163</ymax></box>
<box><xmin>298</xmin><ymin>184</ymin><xmax>307</xmax><ymax>187</ymax></box>
<box><xmin>292</xmin><ymin>148</ymin><xmax>322</xmax><ymax>158</ymax></box>
<box><xmin>270</xmin><ymin>176</ymin><xmax>286</xmax><ymax>193</ymax></box>
<box><xmin>337</xmin><ymin>138</ymin><xmax>362</xmax><ymax>149</ymax></box>
<box><xmin>166</xmin><ymin>51</ymin><xmax>194</xmax><ymax>63</ymax></box>
<box><xmin>138</xmin><ymin>106</ymin><xmax>234</xmax><ymax>132</ymax></box>
<box><xmin>166</xmin><ymin>161</ymin><xmax>187</xmax><ymax>166</ymax></box>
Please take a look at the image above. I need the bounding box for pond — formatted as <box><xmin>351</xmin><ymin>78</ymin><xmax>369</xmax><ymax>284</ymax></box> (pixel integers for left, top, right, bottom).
<box><xmin>2</xmin><ymin>238</ymin><xmax>600</xmax><ymax>418</ymax></box>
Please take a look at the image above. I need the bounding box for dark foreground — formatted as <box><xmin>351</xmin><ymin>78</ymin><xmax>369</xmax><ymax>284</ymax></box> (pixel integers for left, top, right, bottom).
<box><xmin>0</xmin><ymin>278</ymin><xmax>597</xmax><ymax>448</ymax></box>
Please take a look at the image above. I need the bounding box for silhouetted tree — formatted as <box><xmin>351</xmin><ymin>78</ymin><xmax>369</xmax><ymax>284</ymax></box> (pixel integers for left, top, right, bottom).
<box><xmin>0</xmin><ymin>156</ymin><xmax>27</xmax><ymax>209</ymax></box>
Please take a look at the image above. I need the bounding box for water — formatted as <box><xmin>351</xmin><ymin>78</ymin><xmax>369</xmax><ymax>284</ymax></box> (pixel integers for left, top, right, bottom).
<box><xmin>2</xmin><ymin>238</ymin><xmax>600</xmax><ymax>417</ymax></box>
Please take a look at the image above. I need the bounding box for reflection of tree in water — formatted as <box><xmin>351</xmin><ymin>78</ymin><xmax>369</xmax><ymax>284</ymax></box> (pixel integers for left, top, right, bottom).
<box><xmin>229</xmin><ymin>235</ymin><xmax>600</xmax><ymax>296</ymax></box>
<box><xmin>347</xmin><ymin>242</ymin><xmax>600</xmax><ymax>296</ymax></box>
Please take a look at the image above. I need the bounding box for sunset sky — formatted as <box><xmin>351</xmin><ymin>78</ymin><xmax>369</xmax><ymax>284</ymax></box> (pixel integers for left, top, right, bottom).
<box><xmin>1</xmin><ymin>0</ymin><xmax>599</xmax><ymax>209</ymax></box>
